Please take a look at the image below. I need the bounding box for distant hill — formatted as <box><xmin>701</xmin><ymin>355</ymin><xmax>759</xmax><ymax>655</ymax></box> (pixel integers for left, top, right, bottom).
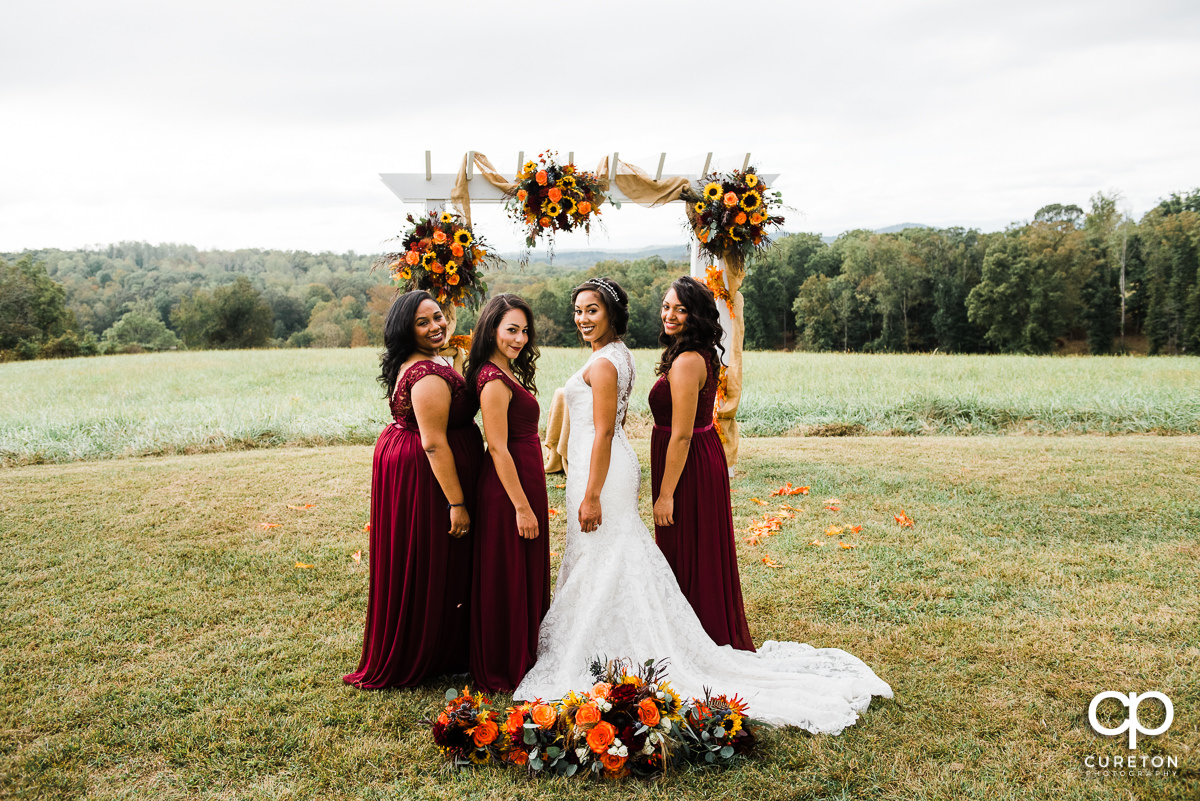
<box><xmin>820</xmin><ymin>223</ymin><xmax>930</xmax><ymax>244</ymax></box>
<box><xmin>501</xmin><ymin>243</ymin><xmax>691</xmax><ymax>269</ymax></box>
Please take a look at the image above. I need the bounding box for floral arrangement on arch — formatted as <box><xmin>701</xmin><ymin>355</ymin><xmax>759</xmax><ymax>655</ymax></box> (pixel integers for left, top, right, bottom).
<box><xmin>505</xmin><ymin>151</ymin><xmax>611</xmax><ymax>257</ymax></box>
<box><xmin>681</xmin><ymin>167</ymin><xmax>784</xmax><ymax>263</ymax></box>
<box><xmin>375</xmin><ymin>210</ymin><xmax>501</xmax><ymax>309</ymax></box>
<box><xmin>421</xmin><ymin>657</ymin><xmax>763</xmax><ymax>780</ymax></box>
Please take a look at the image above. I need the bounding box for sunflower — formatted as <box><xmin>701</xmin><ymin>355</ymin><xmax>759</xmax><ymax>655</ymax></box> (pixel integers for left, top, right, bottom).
<box><xmin>439</xmin><ymin>212</ymin><xmax>453</xmax><ymax>224</ymax></box>
<box><xmin>446</xmin><ymin>260</ymin><xmax>457</xmax><ymax>273</ymax></box>
<box><xmin>694</xmin><ymin>201</ymin><xmax>706</xmax><ymax>214</ymax></box>
<box><xmin>421</xmin><ymin>250</ymin><xmax>436</xmax><ymax>267</ymax></box>
<box><xmin>703</xmin><ymin>182</ymin><xmax>722</xmax><ymax>201</ymax></box>
<box><xmin>745</xmin><ymin>173</ymin><xmax>759</xmax><ymax>188</ymax></box>
<box><xmin>562</xmin><ymin>196</ymin><xmax>578</xmax><ymax>215</ymax></box>
<box><xmin>741</xmin><ymin>190</ymin><xmax>762</xmax><ymax>211</ymax></box>
<box><xmin>542</xmin><ymin>201</ymin><xmax>561</xmax><ymax>217</ymax></box>
<box><xmin>453</xmin><ymin>229</ymin><xmax>472</xmax><ymax>246</ymax></box>
<box><xmin>469</xmin><ymin>748</ymin><xmax>490</xmax><ymax>765</ymax></box>
<box><xmin>560</xmin><ymin>175</ymin><xmax>577</xmax><ymax>187</ymax></box>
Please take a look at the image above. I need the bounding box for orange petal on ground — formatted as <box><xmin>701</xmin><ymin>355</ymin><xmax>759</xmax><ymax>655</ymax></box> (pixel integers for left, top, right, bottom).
<box><xmin>363</xmin><ymin>523</ymin><xmax>371</xmax><ymax>532</ymax></box>
<box><xmin>750</xmin><ymin>498</ymin><xmax>767</xmax><ymax>506</ymax></box>
<box><xmin>761</xmin><ymin>555</ymin><xmax>783</xmax><ymax>568</ymax></box>
<box><xmin>810</xmin><ymin>540</ymin><xmax>825</xmax><ymax>547</ymax></box>
<box><xmin>839</xmin><ymin>542</ymin><xmax>859</xmax><ymax>549</ymax></box>
<box><xmin>794</xmin><ymin>486</ymin><xmax>810</xmax><ymax>495</ymax></box>
<box><xmin>549</xmin><ymin>551</ymin><xmax>559</xmax><ymax>557</ymax></box>
<box><xmin>826</xmin><ymin>525</ymin><xmax>843</xmax><ymax>536</ymax></box>
<box><xmin>260</xmin><ymin>522</ymin><xmax>280</xmax><ymax>529</ymax></box>
<box><xmin>894</xmin><ymin>510</ymin><xmax>915</xmax><ymax>527</ymax></box>
<box><xmin>295</xmin><ymin>561</ymin><xmax>313</xmax><ymax>568</ymax></box>
<box><xmin>825</xmin><ymin>505</ymin><xmax>840</xmax><ymax>512</ymax></box>
<box><xmin>851</xmin><ymin>525</ymin><xmax>863</xmax><ymax>533</ymax></box>
<box><xmin>555</xmin><ymin>484</ymin><xmax>565</xmax><ymax>489</ymax></box>
<box><xmin>287</xmin><ymin>504</ymin><xmax>316</xmax><ymax>510</ymax></box>
<box><xmin>351</xmin><ymin>551</ymin><xmax>361</xmax><ymax>563</ymax></box>
<box><xmin>548</xmin><ymin>509</ymin><xmax>559</xmax><ymax>516</ymax></box>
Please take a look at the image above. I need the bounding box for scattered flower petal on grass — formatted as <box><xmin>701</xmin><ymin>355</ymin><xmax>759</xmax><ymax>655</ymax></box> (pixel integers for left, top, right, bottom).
<box><xmin>549</xmin><ymin>551</ymin><xmax>559</xmax><ymax>557</ymax></box>
<box><xmin>295</xmin><ymin>561</ymin><xmax>313</xmax><ymax>568</ymax></box>
<box><xmin>895</xmin><ymin>510</ymin><xmax>915</xmax><ymax>527</ymax></box>
<box><xmin>770</xmin><ymin>482</ymin><xmax>809</xmax><ymax>496</ymax></box>
<box><xmin>287</xmin><ymin>504</ymin><xmax>315</xmax><ymax>510</ymax></box>
<box><xmin>260</xmin><ymin>522</ymin><xmax>280</xmax><ymax>529</ymax></box>
<box><xmin>826</xmin><ymin>525</ymin><xmax>843</xmax><ymax>536</ymax></box>
<box><xmin>809</xmin><ymin>540</ymin><xmax>825</xmax><ymax>547</ymax></box>
<box><xmin>363</xmin><ymin>522</ymin><xmax>371</xmax><ymax>533</ymax></box>
<box><xmin>554</xmin><ymin>483</ymin><xmax>565</xmax><ymax>489</ymax></box>
<box><xmin>838</xmin><ymin>542</ymin><xmax>859</xmax><ymax>550</ymax></box>
<box><xmin>851</xmin><ymin>525</ymin><xmax>862</xmax><ymax>533</ymax></box>
<box><xmin>548</xmin><ymin>509</ymin><xmax>559</xmax><ymax>516</ymax></box>
<box><xmin>761</xmin><ymin>555</ymin><xmax>783</xmax><ymax>568</ymax></box>
<box><xmin>750</xmin><ymin>498</ymin><xmax>767</xmax><ymax>506</ymax></box>
<box><xmin>351</xmin><ymin>551</ymin><xmax>361</xmax><ymax>563</ymax></box>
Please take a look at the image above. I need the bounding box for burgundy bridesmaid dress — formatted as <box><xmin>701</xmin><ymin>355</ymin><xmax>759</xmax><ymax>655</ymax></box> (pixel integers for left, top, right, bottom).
<box><xmin>649</xmin><ymin>351</ymin><xmax>755</xmax><ymax>652</ymax></box>
<box><xmin>469</xmin><ymin>363</ymin><xmax>551</xmax><ymax>692</ymax></box>
<box><xmin>344</xmin><ymin>359</ymin><xmax>483</xmax><ymax>689</ymax></box>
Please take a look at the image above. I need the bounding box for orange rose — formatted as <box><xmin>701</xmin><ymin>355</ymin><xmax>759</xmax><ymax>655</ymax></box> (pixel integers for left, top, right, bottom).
<box><xmin>517</xmin><ymin>189</ymin><xmax>528</xmax><ymax>202</ymax></box>
<box><xmin>688</xmin><ymin>702</ymin><xmax>710</xmax><ymax>728</ymax></box>
<box><xmin>536</xmin><ymin>170</ymin><xmax>548</xmax><ymax>185</ymax></box>
<box><xmin>751</xmin><ymin>212</ymin><xmax>763</xmax><ymax>225</ymax></box>
<box><xmin>600</xmin><ymin>752</ymin><xmax>626</xmax><ymax>772</ymax></box>
<box><xmin>404</xmin><ymin>251</ymin><xmax>419</xmax><ymax>265</ymax></box>
<box><xmin>505</xmin><ymin>710</ymin><xmax>525</xmax><ymax>736</ymax></box>
<box><xmin>589</xmin><ymin>682</ymin><xmax>612</xmax><ymax>700</ymax></box>
<box><xmin>447</xmin><ymin>273</ymin><xmax>460</xmax><ymax>285</ymax></box>
<box><xmin>531</xmin><ymin>703</ymin><xmax>557</xmax><ymax>729</ymax></box>
<box><xmin>735</xmin><ymin>212</ymin><xmax>747</xmax><ymax>225</ymax></box>
<box><xmin>508</xmin><ymin>749</ymin><xmax>529</xmax><ymax>766</ymax></box>
<box><xmin>574</xmin><ymin>702</ymin><xmax>601</xmax><ymax>726</ymax></box>
<box><xmin>723</xmin><ymin>191</ymin><xmax>738</xmax><ymax>207</ymax></box>
<box><xmin>699</xmin><ymin>230</ymin><xmax>710</xmax><ymax>243</ymax></box>
<box><xmin>539</xmin><ymin>216</ymin><xmax>551</xmax><ymax>228</ymax></box>
<box><xmin>577</xmin><ymin>201</ymin><xmax>591</xmax><ymax>215</ymax></box>
<box><xmin>548</xmin><ymin>187</ymin><xmax>562</xmax><ymax>203</ymax></box>
<box><xmin>437</xmin><ymin>712</ymin><xmax>449</xmax><ymax>725</ymax></box>
<box><xmin>433</xmin><ymin>230</ymin><xmax>448</xmax><ymax>244</ymax></box>
<box><xmin>586</xmin><ymin>720</ymin><xmax>616</xmax><ymax>754</ymax></box>
<box><xmin>472</xmin><ymin>716</ymin><xmax>498</xmax><ymax>747</ymax></box>
<box><xmin>473</xmin><ymin>247</ymin><xmax>484</xmax><ymax>260</ymax></box>
<box><xmin>450</xmin><ymin>243</ymin><xmax>464</xmax><ymax>258</ymax></box>
<box><xmin>637</xmin><ymin>698</ymin><xmax>661</xmax><ymax>727</ymax></box>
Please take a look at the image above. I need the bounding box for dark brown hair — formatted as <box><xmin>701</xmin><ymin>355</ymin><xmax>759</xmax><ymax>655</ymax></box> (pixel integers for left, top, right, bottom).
<box><xmin>464</xmin><ymin>294</ymin><xmax>539</xmax><ymax>396</ymax></box>
<box><xmin>656</xmin><ymin>275</ymin><xmax>725</xmax><ymax>376</ymax></box>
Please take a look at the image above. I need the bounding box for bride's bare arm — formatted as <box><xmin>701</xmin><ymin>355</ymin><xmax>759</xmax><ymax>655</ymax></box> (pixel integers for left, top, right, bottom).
<box><xmin>579</xmin><ymin>358</ymin><xmax>618</xmax><ymax>533</ymax></box>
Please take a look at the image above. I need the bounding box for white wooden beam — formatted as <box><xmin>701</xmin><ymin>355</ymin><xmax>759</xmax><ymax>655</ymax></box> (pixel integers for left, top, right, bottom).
<box><xmin>379</xmin><ymin>172</ymin><xmax>781</xmax><ymax>205</ymax></box>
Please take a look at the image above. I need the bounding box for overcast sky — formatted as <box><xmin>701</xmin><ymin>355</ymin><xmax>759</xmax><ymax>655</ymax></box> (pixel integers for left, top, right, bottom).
<box><xmin>3</xmin><ymin>0</ymin><xmax>1198</xmax><ymax>255</ymax></box>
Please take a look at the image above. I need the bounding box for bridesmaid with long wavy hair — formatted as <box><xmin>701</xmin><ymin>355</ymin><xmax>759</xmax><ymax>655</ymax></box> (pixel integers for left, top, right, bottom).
<box><xmin>464</xmin><ymin>294</ymin><xmax>551</xmax><ymax>692</ymax></box>
<box><xmin>650</xmin><ymin>276</ymin><xmax>754</xmax><ymax>651</ymax></box>
<box><xmin>344</xmin><ymin>290</ymin><xmax>483</xmax><ymax>689</ymax></box>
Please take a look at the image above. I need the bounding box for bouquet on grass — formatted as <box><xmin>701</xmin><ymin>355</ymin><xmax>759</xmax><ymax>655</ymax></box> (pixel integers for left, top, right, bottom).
<box><xmin>422</xmin><ymin>686</ymin><xmax>503</xmax><ymax>768</ymax></box>
<box><xmin>374</xmin><ymin>210</ymin><xmax>501</xmax><ymax>309</ymax></box>
<box><xmin>679</xmin><ymin>689</ymin><xmax>758</xmax><ymax>766</ymax></box>
<box><xmin>681</xmin><ymin>167</ymin><xmax>784</xmax><ymax>264</ymax></box>
<box><xmin>505</xmin><ymin>151</ymin><xmax>612</xmax><ymax>260</ymax></box>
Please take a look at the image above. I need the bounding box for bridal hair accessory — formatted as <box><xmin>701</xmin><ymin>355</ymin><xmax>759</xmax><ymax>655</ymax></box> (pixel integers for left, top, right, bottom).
<box><xmin>586</xmin><ymin>278</ymin><xmax>621</xmax><ymax>304</ymax></box>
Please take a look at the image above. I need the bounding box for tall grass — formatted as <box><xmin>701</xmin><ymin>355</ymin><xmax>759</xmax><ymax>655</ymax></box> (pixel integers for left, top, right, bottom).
<box><xmin>2</xmin><ymin>349</ymin><xmax>1198</xmax><ymax>465</ymax></box>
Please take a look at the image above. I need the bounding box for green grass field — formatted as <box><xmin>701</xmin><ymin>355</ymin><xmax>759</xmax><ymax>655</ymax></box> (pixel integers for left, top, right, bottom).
<box><xmin>1</xmin><ymin>437</ymin><xmax>1197</xmax><ymax>800</ymax></box>
<box><xmin>2</xmin><ymin>349</ymin><xmax>1198</xmax><ymax>465</ymax></box>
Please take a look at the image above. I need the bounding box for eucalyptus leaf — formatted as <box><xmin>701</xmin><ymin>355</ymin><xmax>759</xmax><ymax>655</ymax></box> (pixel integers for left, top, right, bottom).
<box><xmin>523</xmin><ymin>729</ymin><xmax>536</xmax><ymax>745</ymax></box>
<box><xmin>564</xmin><ymin>763</ymin><xmax>578</xmax><ymax>777</ymax></box>
<box><xmin>444</xmin><ymin>688</ymin><xmax>458</xmax><ymax>701</ymax></box>
<box><xmin>530</xmin><ymin>757</ymin><xmax>543</xmax><ymax>770</ymax></box>
<box><xmin>714</xmin><ymin>726</ymin><xmax>726</xmax><ymax>738</ymax></box>
<box><xmin>720</xmin><ymin>745</ymin><xmax>735</xmax><ymax>758</ymax></box>
<box><xmin>546</xmin><ymin>746</ymin><xmax>561</xmax><ymax>758</ymax></box>
<box><xmin>705</xmin><ymin>751</ymin><xmax>716</xmax><ymax>763</ymax></box>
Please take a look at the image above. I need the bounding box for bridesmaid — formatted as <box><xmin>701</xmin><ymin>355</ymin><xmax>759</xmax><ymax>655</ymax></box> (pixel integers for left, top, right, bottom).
<box><xmin>344</xmin><ymin>290</ymin><xmax>483</xmax><ymax>689</ymax></box>
<box><xmin>650</xmin><ymin>276</ymin><xmax>755</xmax><ymax>651</ymax></box>
<box><xmin>465</xmin><ymin>294</ymin><xmax>551</xmax><ymax>692</ymax></box>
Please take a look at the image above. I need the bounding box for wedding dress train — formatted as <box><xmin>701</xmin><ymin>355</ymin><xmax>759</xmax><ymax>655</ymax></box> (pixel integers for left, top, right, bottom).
<box><xmin>512</xmin><ymin>342</ymin><xmax>893</xmax><ymax>731</ymax></box>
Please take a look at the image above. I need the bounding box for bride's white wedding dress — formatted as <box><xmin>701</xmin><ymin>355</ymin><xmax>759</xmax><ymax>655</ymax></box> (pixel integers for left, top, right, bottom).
<box><xmin>513</xmin><ymin>342</ymin><xmax>892</xmax><ymax>731</ymax></box>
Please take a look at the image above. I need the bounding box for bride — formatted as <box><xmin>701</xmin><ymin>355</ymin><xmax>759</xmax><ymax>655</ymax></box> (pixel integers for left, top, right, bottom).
<box><xmin>513</xmin><ymin>277</ymin><xmax>893</xmax><ymax>732</ymax></box>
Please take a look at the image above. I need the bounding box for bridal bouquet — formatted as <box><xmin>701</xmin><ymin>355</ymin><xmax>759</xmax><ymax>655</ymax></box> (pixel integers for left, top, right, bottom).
<box><xmin>375</xmin><ymin>210</ymin><xmax>500</xmax><ymax>309</ymax></box>
<box><xmin>681</xmin><ymin>167</ymin><xmax>784</xmax><ymax>263</ymax></box>
<box><xmin>679</xmin><ymin>690</ymin><xmax>757</xmax><ymax>767</ymax></box>
<box><xmin>422</xmin><ymin>686</ymin><xmax>503</xmax><ymax>767</ymax></box>
<box><xmin>505</xmin><ymin>151</ymin><xmax>610</xmax><ymax>254</ymax></box>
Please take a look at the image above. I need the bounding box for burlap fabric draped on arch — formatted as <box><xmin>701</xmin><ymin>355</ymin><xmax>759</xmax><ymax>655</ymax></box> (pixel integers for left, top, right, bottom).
<box><xmin>451</xmin><ymin>152</ymin><xmax>745</xmax><ymax>470</ymax></box>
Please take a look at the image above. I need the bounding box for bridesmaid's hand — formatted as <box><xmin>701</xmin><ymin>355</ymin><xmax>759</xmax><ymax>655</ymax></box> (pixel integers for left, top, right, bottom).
<box><xmin>578</xmin><ymin>495</ymin><xmax>602</xmax><ymax>533</ymax></box>
<box><xmin>516</xmin><ymin>506</ymin><xmax>539</xmax><ymax>540</ymax></box>
<box><xmin>449</xmin><ymin>506</ymin><xmax>471</xmax><ymax>538</ymax></box>
<box><xmin>653</xmin><ymin>495</ymin><xmax>675</xmax><ymax>527</ymax></box>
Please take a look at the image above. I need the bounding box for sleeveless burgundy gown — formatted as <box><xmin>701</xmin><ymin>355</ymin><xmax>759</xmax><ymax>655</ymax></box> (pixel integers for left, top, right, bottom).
<box><xmin>469</xmin><ymin>363</ymin><xmax>551</xmax><ymax>691</ymax></box>
<box><xmin>344</xmin><ymin>359</ymin><xmax>483</xmax><ymax>689</ymax></box>
<box><xmin>649</xmin><ymin>351</ymin><xmax>755</xmax><ymax>652</ymax></box>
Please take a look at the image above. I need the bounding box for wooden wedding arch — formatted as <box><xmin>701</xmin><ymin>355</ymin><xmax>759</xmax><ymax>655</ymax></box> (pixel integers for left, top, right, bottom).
<box><xmin>380</xmin><ymin>151</ymin><xmax>780</xmax><ymax>471</ymax></box>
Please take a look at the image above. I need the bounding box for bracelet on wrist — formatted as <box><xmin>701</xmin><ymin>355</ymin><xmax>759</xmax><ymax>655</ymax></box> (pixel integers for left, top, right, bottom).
<box><xmin>447</xmin><ymin>502</ymin><xmax>465</xmax><ymax>509</ymax></box>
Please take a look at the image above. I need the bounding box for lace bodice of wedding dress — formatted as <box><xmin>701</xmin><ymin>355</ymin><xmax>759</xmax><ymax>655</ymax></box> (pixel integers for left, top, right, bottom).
<box><xmin>512</xmin><ymin>342</ymin><xmax>892</xmax><ymax>731</ymax></box>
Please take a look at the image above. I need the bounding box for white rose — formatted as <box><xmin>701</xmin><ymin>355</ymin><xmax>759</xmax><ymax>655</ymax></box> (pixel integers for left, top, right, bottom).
<box><xmin>642</xmin><ymin>740</ymin><xmax>655</xmax><ymax>755</ymax></box>
<box><xmin>576</xmin><ymin>746</ymin><xmax>590</xmax><ymax>761</ymax></box>
<box><xmin>613</xmin><ymin>738</ymin><xmax>622</xmax><ymax>748</ymax></box>
<box><xmin>617</xmin><ymin>745</ymin><xmax>629</xmax><ymax>758</ymax></box>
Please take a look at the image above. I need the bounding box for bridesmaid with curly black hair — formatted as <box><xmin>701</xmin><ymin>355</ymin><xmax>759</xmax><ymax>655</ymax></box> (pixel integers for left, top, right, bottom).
<box><xmin>650</xmin><ymin>276</ymin><xmax>754</xmax><ymax>651</ymax></box>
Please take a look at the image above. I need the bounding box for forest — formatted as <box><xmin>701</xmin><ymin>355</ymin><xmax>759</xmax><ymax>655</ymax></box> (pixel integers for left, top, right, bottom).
<box><xmin>2</xmin><ymin>189</ymin><xmax>1198</xmax><ymax>360</ymax></box>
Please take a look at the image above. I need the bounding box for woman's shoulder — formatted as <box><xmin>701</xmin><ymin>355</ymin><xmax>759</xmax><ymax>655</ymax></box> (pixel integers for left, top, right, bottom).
<box><xmin>475</xmin><ymin>361</ymin><xmax>509</xmax><ymax>390</ymax></box>
<box><xmin>403</xmin><ymin>358</ymin><xmax>459</xmax><ymax>388</ymax></box>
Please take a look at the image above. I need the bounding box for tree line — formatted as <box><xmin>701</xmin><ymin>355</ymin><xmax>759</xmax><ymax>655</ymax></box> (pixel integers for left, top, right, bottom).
<box><xmin>2</xmin><ymin>188</ymin><xmax>1197</xmax><ymax>360</ymax></box>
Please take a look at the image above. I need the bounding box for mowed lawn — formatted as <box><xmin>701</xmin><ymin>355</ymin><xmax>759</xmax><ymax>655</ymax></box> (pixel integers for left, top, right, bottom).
<box><xmin>1</xmin><ymin>437</ymin><xmax>1197</xmax><ymax>800</ymax></box>
<box><xmin>2</xmin><ymin>349</ymin><xmax>1199</xmax><ymax>464</ymax></box>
